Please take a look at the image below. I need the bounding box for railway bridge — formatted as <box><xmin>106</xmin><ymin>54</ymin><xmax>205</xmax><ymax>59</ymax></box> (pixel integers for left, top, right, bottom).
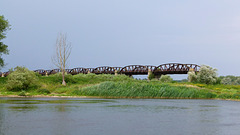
<box><xmin>1</xmin><ymin>63</ymin><xmax>200</xmax><ymax>79</ymax></box>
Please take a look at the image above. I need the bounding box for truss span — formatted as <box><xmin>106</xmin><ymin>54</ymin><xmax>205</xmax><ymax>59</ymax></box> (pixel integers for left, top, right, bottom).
<box><xmin>153</xmin><ymin>63</ymin><xmax>200</xmax><ymax>75</ymax></box>
<box><xmin>120</xmin><ymin>65</ymin><xmax>156</xmax><ymax>75</ymax></box>
<box><xmin>1</xmin><ymin>63</ymin><xmax>200</xmax><ymax>77</ymax></box>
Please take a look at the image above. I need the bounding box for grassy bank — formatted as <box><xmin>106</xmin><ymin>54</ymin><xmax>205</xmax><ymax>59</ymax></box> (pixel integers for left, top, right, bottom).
<box><xmin>72</xmin><ymin>81</ymin><xmax>216</xmax><ymax>99</ymax></box>
<box><xmin>0</xmin><ymin>74</ymin><xmax>240</xmax><ymax>100</ymax></box>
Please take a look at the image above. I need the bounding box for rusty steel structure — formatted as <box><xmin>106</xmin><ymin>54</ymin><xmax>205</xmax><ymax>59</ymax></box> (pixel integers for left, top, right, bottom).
<box><xmin>0</xmin><ymin>63</ymin><xmax>200</xmax><ymax>77</ymax></box>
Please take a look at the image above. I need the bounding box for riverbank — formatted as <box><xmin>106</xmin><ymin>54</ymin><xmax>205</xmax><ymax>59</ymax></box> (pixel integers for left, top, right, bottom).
<box><xmin>1</xmin><ymin>95</ymin><xmax>240</xmax><ymax>102</ymax></box>
<box><xmin>0</xmin><ymin>74</ymin><xmax>240</xmax><ymax>100</ymax></box>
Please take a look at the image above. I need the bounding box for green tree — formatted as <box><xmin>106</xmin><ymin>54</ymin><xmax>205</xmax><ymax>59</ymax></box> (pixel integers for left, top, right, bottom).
<box><xmin>0</xmin><ymin>15</ymin><xmax>10</xmax><ymax>68</ymax></box>
<box><xmin>221</xmin><ymin>77</ymin><xmax>232</xmax><ymax>85</ymax></box>
<box><xmin>6</xmin><ymin>66</ymin><xmax>39</xmax><ymax>91</ymax></box>
<box><xmin>197</xmin><ymin>65</ymin><xmax>218</xmax><ymax>84</ymax></box>
<box><xmin>159</xmin><ymin>75</ymin><xmax>173</xmax><ymax>83</ymax></box>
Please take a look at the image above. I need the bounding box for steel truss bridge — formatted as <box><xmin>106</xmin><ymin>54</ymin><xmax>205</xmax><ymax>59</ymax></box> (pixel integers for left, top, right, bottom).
<box><xmin>1</xmin><ymin>63</ymin><xmax>200</xmax><ymax>77</ymax></box>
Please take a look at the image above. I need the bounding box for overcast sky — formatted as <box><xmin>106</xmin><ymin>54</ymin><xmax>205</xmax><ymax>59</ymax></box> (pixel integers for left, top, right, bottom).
<box><xmin>1</xmin><ymin>0</ymin><xmax>240</xmax><ymax>78</ymax></box>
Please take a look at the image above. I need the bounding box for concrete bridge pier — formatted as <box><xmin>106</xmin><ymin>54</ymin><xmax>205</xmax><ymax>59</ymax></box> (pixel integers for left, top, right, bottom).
<box><xmin>148</xmin><ymin>69</ymin><xmax>152</xmax><ymax>80</ymax></box>
<box><xmin>115</xmin><ymin>70</ymin><xmax>118</xmax><ymax>76</ymax></box>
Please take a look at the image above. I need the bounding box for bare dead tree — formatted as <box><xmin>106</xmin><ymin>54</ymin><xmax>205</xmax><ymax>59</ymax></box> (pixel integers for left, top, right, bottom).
<box><xmin>52</xmin><ymin>33</ymin><xmax>72</xmax><ymax>85</ymax></box>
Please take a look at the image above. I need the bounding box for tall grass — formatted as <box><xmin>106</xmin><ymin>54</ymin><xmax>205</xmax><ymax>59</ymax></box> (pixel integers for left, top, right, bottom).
<box><xmin>72</xmin><ymin>81</ymin><xmax>216</xmax><ymax>99</ymax></box>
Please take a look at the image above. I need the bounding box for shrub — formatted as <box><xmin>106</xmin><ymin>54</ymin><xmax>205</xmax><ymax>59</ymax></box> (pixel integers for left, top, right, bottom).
<box><xmin>221</xmin><ymin>77</ymin><xmax>232</xmax><ymax>85</ymax></box>
<box><xmin>188</xmin><ymin>69</ymin><xmax>197</xmax><ymax>82</ymax></box>
<box><xmin>6</xmin><ymin>66</ymin><xmax>39</xmax><ymax>91</ymax></box>
<box><xmin>233</xmin><ymin>78</ymin><xmax>240</xmax><ymax>85</ymax></box>
<box><xmin>197</xmin><ymin>65</ymin><xmax>218</xmax><ymax>84</ymax></box>
<box><xmin>148</xmin><ymin>71</ymin><xmax>155</xmax><ymax>80</ymax></box>
<box><xmin>219</xmin><ymin>76</ymin><xmax>240</xmax><ymax>85</ymax></box>
<box><xmin>159</xmin><ymin>75</ymin><xmax>173</xmax><ymax>83</ymax></box>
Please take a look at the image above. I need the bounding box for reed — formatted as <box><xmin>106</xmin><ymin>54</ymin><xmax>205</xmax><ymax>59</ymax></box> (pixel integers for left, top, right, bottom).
<box><xmin>72</xmin><ymin>81</ymin><xmax>216</xmax><ymax>99</ymax></box>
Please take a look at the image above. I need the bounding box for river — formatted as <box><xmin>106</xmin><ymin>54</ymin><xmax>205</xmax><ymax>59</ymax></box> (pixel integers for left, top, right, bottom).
<box><xmin>0</xmin><ymin>97</ymin><xmax>240</xmax><ymax>135</ymax></box>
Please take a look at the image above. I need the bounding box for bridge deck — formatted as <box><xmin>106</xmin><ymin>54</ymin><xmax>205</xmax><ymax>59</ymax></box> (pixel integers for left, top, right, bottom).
<box><xmin>1</xmin><ymin>63</ymin><xmax>200</xmax><ymax>77</ymax></box>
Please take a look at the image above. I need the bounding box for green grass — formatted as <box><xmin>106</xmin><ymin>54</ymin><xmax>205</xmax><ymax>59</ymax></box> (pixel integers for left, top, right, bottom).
<box><xmin>0</xmin><ymin>74</ymin><xmax>240</xmax><ymax>100</ymax></box>
<box><xmin>71</xmin><ymin>81</ymin><xmax>216</xmax><ymax>99</ymax></box>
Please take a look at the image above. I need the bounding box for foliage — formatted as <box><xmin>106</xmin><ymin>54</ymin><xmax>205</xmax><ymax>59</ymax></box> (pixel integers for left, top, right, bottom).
<box><xmin>187</xmin><ymin>70</ymin><xmax>197</xmax><ymax>83</ymax></box>
<box><xmin>221</xmin><ymin>77</ymin><xmax>232</xmax><ymax>85</ymax></box>
<box><xmin>37</xmin><ymin>89</ymin><xmax>51</xmax><ymax>94</ymax></box>
<box><xmin>51</xmin><ymin>72</ymin><xmax>76</xmax><ymax>84</ymax></box>
<box><xmin>18</xmin><ymin>90</ymin><xmax>26</xmax><ymax>96</ymax></box>
<box><xmin>234</xmin><ymin>78</ymin><xmax>240</xmax><ymax>85</ymax></box>
<box><xmin>182</xmin><ymin>79</ymin><xmax>188</xmax><ymax>82</ymax></box>
<box><xmin>220</xmin><ymin>76</ymin><xmax>240</xmax><ymax>85</ymax></box>
<box><xmin>6</xmin><ymin>66</ymin><xmax>39</xmax><ymax>91</ymax></box>
<box><xmin>197</xmin><ymin>65</ymin><xmax>218</xmax><ymax>84</ymax></box>
<box><xmin>0</xmin><ymin>15</ymin><xmax>10</xmax><ymax>68</ymax></box>
<box><xmin>148</xmin><ymin>71</ymin><xmax>155</xmax><ymax>80</ymax></box>
<box><xmin>1</xmin><ymin>72</ymin><xmax>240</xmax><ymax>100</ymax></box>
<box><xmin>187</xmin><ymin>65</ymin><xmax>218</xmax><ymax>84</ymax></box>
<box><xmin>159</xmin><ymin>75</ymin><xmax>173</xmax><ymax>83</ymax></box>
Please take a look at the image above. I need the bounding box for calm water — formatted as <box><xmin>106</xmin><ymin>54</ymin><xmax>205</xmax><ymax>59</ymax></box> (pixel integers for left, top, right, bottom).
<box><xmin>0</xmin><ymin>98</ymin><xmax>240</xmax><ymax>135</ymax></box>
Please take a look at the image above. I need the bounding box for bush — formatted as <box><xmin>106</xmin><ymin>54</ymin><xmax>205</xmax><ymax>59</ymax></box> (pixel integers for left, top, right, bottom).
<box><xmin>159</xmin><ymin>75</ymin><xmax>173</xmax><ymax>83</ymax></box>
<box><xmin>197</xmin><ymin>65</ymin><xmax>218</xmax><ymax>84</ymax></box>
<box><xmin>221</xmin><ymin>77</ymin><xmax>232</xmax><ymax>85</ymax></box>
<box><xmin>234</xmin><ymin>78</ymin><xmax>240</xmax><ymax>85</ymax></box>
<box><xmin>6</xmin><ymin>66</ymin><xmax>39</xmax><ymax>91</ymax></box>
<box><xmin>148</xmin><ymin>71</ymin><xmax>155</xmax><ymax>80</ymax></box>
<box><xmin>220</xmin><ymin>76</ymin><xmax>240</xmax><ymax>85</ymax></box>
<box><xmin>188</xmin><ymin>69</ymin><xmax>197</xmax><ymax>82</ymax></box>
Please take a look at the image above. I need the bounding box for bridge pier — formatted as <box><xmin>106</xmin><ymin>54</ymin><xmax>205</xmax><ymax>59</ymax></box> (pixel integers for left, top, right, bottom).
<box><xmin>115</xmin><ymin>70</ymin><xmax>118</xmax><ymax>76</ymax></box>
<box><xmin>148</xmin><ymin>69</ymin><xmax>153</xmax><ymax>80</ymax></box>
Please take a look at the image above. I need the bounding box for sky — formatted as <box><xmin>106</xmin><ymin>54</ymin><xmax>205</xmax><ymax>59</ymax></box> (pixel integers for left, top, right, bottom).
<box><xmin>1</xmin><ymin>0</ymin><xmax>240</xmax><ymax>79</ymax></box>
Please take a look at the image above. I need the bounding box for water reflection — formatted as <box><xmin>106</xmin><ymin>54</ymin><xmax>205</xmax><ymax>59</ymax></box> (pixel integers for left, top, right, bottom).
<box><xmin>0</xmin><ymin>98</ymin><xmax>240</xmax><ymax>135</ymax></box>
<box><xmin>8</xmin><ymin>105</ymin><xmax>38</xmax><ymax>111</ymax></box>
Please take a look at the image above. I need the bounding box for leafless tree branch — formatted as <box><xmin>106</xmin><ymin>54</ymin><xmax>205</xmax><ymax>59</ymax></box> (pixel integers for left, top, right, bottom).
<box><xmin>52</xmin><ymin>32</ymin><xmax>72</xmax><ymax>85</ymax></box>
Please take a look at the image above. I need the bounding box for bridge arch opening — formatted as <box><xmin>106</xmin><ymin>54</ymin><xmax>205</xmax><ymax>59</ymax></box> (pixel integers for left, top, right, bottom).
<box><xmin>133</xmin><ymin>75</ymin><xmax>148</xmax><ymax>80</ymax></box>
<box><xmin>133</xmin><ymin>74</ymin><xmax>188</xmax><ymax>81</ymax></box>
